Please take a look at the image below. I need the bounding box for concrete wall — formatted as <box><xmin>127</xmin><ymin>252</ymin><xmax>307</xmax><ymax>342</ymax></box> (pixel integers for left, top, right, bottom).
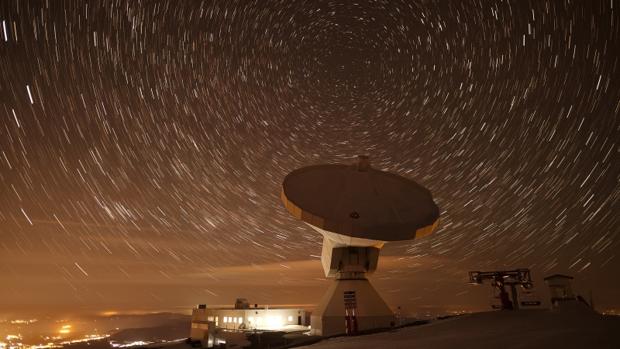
<box><xmin>310</xmin><ymin>279</ymin><xmax>395</xmax><ymax>336</ymax></box>
<box><xmin>312</xmin><ymin>315</ymin><xmax>394</xmax><ymax>337</ymax></box>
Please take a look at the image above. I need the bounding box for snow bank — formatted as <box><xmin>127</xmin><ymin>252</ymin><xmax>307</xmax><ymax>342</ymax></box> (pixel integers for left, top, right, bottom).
<box><xmin>300</xmin><ymin>309</ymin><xmax>620</xmax><ymax>349</ymax></box>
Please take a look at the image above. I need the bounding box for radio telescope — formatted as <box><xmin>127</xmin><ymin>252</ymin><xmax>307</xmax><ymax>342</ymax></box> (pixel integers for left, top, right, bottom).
<box><xmin>281</xmin><ymin>155</ymin><xmax>440</xmax><ymax>336</ymax></box>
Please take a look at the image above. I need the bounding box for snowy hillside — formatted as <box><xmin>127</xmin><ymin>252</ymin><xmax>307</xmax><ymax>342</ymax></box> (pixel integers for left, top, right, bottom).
<box><xmin>300</xmin><ymin>309</ymin><xmax>620</xmax><ymax>349</ymax></box>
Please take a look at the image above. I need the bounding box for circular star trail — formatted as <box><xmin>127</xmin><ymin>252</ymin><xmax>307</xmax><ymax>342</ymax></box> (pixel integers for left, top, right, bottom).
<box><xmin>0</xmin><ymin>0</ymin><xmax>618</xmax><ymax>313</ymax></box>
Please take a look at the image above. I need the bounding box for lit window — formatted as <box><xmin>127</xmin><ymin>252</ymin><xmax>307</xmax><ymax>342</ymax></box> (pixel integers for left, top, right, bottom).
<box><xmin>223</xmin><ymin>316</ymin><xmax>228</xmax><ymax>323</ymax></box>
<box><xmin>248</xmin><ymin>316</ymin><xmax>254</xmax><ymax>323</ymax></box>
<box><xmin>288</xmin><ymin>316</ymin><xmax>293</xmax><ymax>322</ymax></box>
<box><xmin>265</xmin><ymin>316</ymin><xmax>283</xmax><ymax>329</ymax></box>
<box><xmin>238</xmin><ymin>317</ymin><xmax>243</xmax><ymax>323</ymax></box>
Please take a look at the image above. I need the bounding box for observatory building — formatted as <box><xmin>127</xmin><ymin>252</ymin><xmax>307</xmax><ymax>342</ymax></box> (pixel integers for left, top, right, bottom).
<box><xmin>190</xmin><ymin>299</ymin><xmax>308</xmax><ymax>346</ymax></box>
<box><xmin>281</xmin><ymin>156</ymin><xmax>440</xmax><ymax>336</ymax></box>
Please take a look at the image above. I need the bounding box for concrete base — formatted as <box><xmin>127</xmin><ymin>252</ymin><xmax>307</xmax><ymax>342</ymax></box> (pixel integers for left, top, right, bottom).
<box><xmin>311</xmin><ymin>279</ymin><xmax>394</xmax><ymax>336</ymax></box>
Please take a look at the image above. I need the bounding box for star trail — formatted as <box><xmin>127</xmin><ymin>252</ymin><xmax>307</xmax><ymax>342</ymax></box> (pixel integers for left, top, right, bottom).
<box><xmin>0</xmin><ymin>0</ymin><xmax>618</xmax><ymax>315</ymax></box>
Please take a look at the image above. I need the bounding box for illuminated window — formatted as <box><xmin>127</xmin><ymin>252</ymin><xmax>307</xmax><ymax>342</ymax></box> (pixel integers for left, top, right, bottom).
<box><xmin>223</xmin><ymin>316</ymin><xmax>228</xmax><ymax>323</ymax></box>
<box><xmin>248</xmin><ymin>316</ymin><xmax>254</xmax><ymax>323</ymax></box>
<box><xmin>238</xmin><ymin>317</ymin><xmax>243</xmax><ymax>323</ymax></box>
<box><xmin>288</xmin><ymin>316</ymin><xmax>293</xmax><ymax>322</ymax></box>
<box><xmin>265</xmin><ymin>316</ymin><xmax>283</xmax><ymax>329</ymax></box>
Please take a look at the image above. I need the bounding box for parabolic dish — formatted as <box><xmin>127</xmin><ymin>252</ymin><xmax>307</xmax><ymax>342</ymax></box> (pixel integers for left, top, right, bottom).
<box><xmin>281</xmin><ymin>158</ymin><xmax>440</xmax><ymax>241</ymax></box>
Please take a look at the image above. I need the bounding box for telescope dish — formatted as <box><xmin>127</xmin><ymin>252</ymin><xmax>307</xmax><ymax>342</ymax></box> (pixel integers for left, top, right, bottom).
<box><xmin>281</xmin><ymin>156</ymin><xmax>439</xmax><ymax>241</ymax></box>
<box><xmin>280</xmin><ymin>156</ymin><xmax>441</xmax><ymax>336</ymax></box>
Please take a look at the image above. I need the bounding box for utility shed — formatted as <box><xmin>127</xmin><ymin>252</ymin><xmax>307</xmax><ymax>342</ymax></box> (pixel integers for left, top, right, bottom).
<box><xmin>544</xmin><ymin>274</ymin><xmax>575</xmax><ymax>307</ymax></box>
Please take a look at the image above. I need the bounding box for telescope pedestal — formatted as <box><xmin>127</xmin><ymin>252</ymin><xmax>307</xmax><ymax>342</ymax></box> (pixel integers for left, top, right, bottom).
<box><xmin>310</xmin><ymin>277</ymin><xmax>394</xmax><ymax>336</ymax></box>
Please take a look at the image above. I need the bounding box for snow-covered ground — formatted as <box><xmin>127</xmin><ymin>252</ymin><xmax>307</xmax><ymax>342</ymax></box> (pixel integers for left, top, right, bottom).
<box><xmin>300</xmin><ymin>308</ymin><xmax>620</xmax><ymax>349</ymax></box>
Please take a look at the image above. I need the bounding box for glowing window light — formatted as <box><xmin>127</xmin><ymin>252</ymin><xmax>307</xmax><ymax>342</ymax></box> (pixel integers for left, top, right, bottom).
<box><xmin>288</xmin><ymin>316</ymin><xmax>293</xmax><ymax>322</ymax></box>
<box><xmin>223</xmin><ymin>316</ymin><xmax>228</xmax><ymax>323</ymax></box>
<box><xmin>238</xmin><ymin>317</ymin><xmax>243</xmax><ymax>323</ymax></box>
<box><xmin>248</xmin><ymin>316</ymin><xmax>254</xmax><ymax>323</ymax></box>
<box><xmin>265</xmin><ymin>316</ymin><xmax>283</xmax><ymax>329</ymax></box>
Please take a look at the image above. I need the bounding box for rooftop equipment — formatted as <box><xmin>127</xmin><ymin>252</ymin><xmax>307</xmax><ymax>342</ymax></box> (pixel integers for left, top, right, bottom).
<box><xmin>469</xmin><ymin>269</ymin><xmax>535</xmax><ymax>310</ymax></box>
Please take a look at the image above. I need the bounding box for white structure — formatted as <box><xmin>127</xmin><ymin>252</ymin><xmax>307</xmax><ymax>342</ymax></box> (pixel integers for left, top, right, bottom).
<box><xmin>543</xmin><ymin>274</ymin><xmax>598</xmax><ymax>314</ymax></box>
<box><xmin>544</xmin><ymin>274</ymin><xmax>575</xmax><ymax>306</ymax></box>
<box><xmin>281</xmin><ymin>156</ymin><xmax>440</xmax><ymax>336</ymax></box>
<box><xmin>190</xmin><ymin>299</ymin><xmax>308</xmax><ymax>344</ymax></box>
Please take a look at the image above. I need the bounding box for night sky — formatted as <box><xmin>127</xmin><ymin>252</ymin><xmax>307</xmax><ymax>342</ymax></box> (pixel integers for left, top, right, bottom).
<box><xmin>0</xmin><ymin>0</ymin><xmax>618</xmax><ymax>316</ymax></box>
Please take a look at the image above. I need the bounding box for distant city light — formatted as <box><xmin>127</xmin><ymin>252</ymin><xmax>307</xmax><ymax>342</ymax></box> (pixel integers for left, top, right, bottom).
<box><xmin>110</xmin><ymin>340</ymin><xmax>151</xmax><ymax>348</ymax></box>
<box><xmin>9</xmin><ymin>319</ymin><xmax>38</xmax><ymax>325</ymax></box>
<box><xmin>58</xmin><ymin>325</ymin><xmax>72</xmax><ymax>334</ymax></box>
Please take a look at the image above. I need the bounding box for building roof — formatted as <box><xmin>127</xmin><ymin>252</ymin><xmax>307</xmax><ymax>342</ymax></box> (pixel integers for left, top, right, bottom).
<box><xmin>544</xmin><ymin>274</ymin><xmax>574</xmax><ymax>280</ymax></box>
<box><xmin>281</xmin><ymin>156</ymin><xmax>439</xmax><ymax>241</ymax></box>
